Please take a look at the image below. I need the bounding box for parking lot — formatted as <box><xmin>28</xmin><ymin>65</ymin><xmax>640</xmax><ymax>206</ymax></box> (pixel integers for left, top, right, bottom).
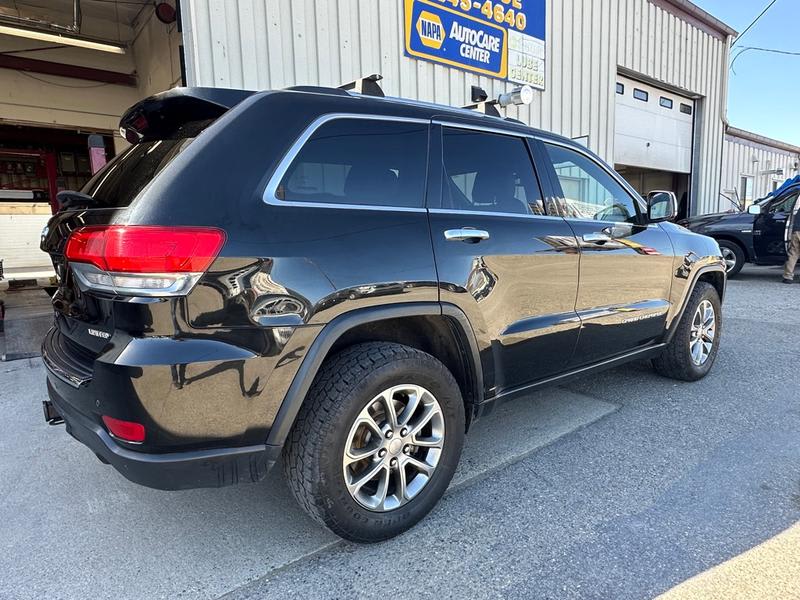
<box><xmin>1</xmin><ymin>264</ymin><xmax>798</xmax><ymax>600</ymax></box>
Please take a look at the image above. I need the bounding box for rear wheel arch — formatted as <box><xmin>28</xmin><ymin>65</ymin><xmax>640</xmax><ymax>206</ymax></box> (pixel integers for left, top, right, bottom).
<box><xmin>266</xmin><ymin>303</ymin><xmax>484</xmax><ymax>448</ymax></box>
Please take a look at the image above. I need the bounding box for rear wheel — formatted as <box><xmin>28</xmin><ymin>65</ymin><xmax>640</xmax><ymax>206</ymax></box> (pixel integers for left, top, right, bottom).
<box><xmin>283</xmin><ymin>342</ymin><xmax>465</xmax><ymax>542</ymax></box>
<box><xmin>718</xmin><ymin>240</ymin><xmax>744</xmax><ymax>278</ymax></box>
<box><xmin>653</xmin><ymin>282</ymin><xmax>722</xmax><ymax>381</ymax></box>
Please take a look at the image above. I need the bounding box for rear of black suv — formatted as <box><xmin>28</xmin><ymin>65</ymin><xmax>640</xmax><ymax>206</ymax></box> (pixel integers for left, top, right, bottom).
<box><xmin>41</xmin><ymin>88</ymin><xmax>278</xmax><ymax>488</ymax></box>
<box><xmin>41</xmin><ymin>86</ymin><xmax>444</xmax><ymax>493</ymax></box>
<box><xmin>42</xmin><ymin>84</ymin><xmax>726</xmax><ymax>543</ymax></box>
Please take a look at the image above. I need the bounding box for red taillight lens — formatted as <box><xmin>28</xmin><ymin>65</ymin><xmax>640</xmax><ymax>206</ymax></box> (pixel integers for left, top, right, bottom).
<box><xmin>65</xmin><ymin>225</ymin><xmax>225</xmax><ymax>297</ymax></box>
<box><xmin>65</xmin><ymin>225</ymin><xmax>225</xmax><ymax>273</ymax></box>
<box><xmin>102</xmin><ymin>415</ymin><xmax>145</xmax><ymax>443</ymax></box>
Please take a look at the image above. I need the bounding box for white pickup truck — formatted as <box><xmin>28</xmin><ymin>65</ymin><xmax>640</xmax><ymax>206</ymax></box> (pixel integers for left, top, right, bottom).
<box><xmin>0</xmin><ymin>190</ymin><xmax>56</xmax><ymax>290</ymax></box>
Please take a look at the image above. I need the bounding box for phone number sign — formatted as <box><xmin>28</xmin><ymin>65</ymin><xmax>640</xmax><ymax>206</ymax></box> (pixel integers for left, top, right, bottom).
<box><xmin>404</xmin><ymin>0</ymin><xmax>546</xmax><ymax>89</ymax></box>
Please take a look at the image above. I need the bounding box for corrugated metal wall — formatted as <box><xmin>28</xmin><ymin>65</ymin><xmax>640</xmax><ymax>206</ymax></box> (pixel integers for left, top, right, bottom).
<box><xmin>180</xmin><ymin>0</ymin><xmax>730</xmax><ymax>214</ymax></box>
<box><xmin>721</xmin><ymin>135</ymin><xmax>800</xmax><ymax>205</ymax></box>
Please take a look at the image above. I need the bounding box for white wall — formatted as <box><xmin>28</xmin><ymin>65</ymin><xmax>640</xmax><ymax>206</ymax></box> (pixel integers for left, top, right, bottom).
<box><xmin>132</xmin><ymin>8</ymin><xmax>183</xmax><ymax>98</ymax></box>
<box><xmin>180</xmin><ymin>0</ymin><xmax>732</xmax><ymax>215</ymax></box>
<box><xmin>0</xmin><ymin>35</ymin><xmax>140</xmax><ymax>144</ymax></box>
<box><xmin>722</xmin><ymin>131</ymin><xmax>800</xmax><ymax>208</ymax></box>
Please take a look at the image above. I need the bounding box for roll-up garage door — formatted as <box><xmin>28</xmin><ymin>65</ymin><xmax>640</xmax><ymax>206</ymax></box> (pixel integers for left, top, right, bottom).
<box><xmin>614</xmin><ymin>75</ymin><xmax>694</xmax><ymax>173</ymax></box>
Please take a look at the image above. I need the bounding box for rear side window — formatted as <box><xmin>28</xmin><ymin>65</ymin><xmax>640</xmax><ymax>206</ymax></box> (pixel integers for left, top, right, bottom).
<box><xmin>441</xmin><ymin>127</ymin><xmax>544</xmax><ymax>215</ymax></box>
<box><xmin>81</xmin><ymin>120</ymin><xmax>207</xmax><ymax>208</ymax></box>
<box><xmin>277</xmin><ymin>118</ymin><xmax>428</xmax><ymax>208</ymax></box>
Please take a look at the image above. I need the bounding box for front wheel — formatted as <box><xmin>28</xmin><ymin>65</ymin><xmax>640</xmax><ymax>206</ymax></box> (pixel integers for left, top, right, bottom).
<box><xmin>283</xmin><ymin>342</ymin><xmax>465</xmax><ymax>542</ymax></box>
<box><xmin>653</xmin><ymin>282</ymin><xmax>722</xmax><ymax>381</ymax></box>
<box><xmin>718</xmin><ymin>240</ymin><xmax>744</xmax><ymax>278</ymax></box>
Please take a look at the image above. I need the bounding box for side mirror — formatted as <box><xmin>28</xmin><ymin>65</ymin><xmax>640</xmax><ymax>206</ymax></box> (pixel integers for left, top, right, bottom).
<box><xmin>747</xmin><ymin>204</ymin><xmax>762</xmax><ymax>215</ymax></box>
<box><xmin>646</xmin><ymin>190</ymin><xmax>677</xmax><ymax>223</ymax></box>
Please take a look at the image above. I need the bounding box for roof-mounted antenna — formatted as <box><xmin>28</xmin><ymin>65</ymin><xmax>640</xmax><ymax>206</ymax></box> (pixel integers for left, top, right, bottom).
<box><xmin>464</xmin><ymin>84</ymin><xmax>535</xmax><ymax>116</ymax></box>
<box><xmin>339</xmin><ymin>74</ymin><xmax>385</xmax><ymax>97</ymax></box>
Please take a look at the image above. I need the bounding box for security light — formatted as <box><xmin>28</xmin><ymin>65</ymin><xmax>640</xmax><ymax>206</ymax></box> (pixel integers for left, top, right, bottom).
<box><xmin>497</xmin><ymin>85</ymin><xmax>535</xmax><ymax>108</ymax></box>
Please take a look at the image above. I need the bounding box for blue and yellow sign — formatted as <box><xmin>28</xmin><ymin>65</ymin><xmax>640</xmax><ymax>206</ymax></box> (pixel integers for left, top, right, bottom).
<box><xmin>404</xmin><ymin>0</ymin><xmax>546</xmax><ymax>89</ymax></box>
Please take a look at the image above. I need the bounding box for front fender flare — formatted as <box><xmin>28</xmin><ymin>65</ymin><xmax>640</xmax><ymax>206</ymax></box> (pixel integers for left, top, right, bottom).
<box><xmin>664</xmin><ymin>261</ymin><xmax>726</xmax><ymax>345</ymax></box>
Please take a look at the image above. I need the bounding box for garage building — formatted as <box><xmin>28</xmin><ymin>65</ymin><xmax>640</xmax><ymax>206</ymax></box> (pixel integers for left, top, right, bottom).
<box><xmin>0</xmin><ymin>0</ymin><xmax>180</xmax><ymax>283</ymax></box>
<box><xmin>180</xmin><ymin>0</ymin><xmax>736</xmax><ymax>218</ymax></box>
<box><xmin>721</xmin><ymin>126</ymin><xmax>800</xmax><ymax>210</ymax></box>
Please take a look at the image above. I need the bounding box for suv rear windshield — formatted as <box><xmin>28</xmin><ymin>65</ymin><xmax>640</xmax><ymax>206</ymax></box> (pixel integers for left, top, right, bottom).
<box><xmin>80</xmin><ymin>120</ymin><xmax>209</xmax><ymax>208</ymax></box>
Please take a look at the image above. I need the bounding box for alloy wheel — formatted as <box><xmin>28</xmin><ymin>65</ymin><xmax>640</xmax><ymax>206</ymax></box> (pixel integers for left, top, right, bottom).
<box><xmin>689</xmin><ymin>299</ymin><xmax>716</xmax><ymax>365</ymax></box>
<box><xmin>720</xmin><ymin>246</ymin><xmax>737</xmax><ymax>272</ymax></box>
<box><xmin>342</xmin><ymin>384</ymin><xmax>445</xmax><ymax>512</ymax></box>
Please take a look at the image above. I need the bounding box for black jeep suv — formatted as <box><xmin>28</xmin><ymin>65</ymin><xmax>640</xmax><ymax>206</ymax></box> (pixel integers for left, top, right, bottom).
<box><xmin>41</xmin><ymin>84</ymin><xmax>726</xmax><ymax>542</ymax></box>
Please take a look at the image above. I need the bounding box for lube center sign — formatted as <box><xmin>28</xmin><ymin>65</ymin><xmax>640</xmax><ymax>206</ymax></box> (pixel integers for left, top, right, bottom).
<box><xmin>404</xmin><ymin>0</ymin><xmax>546</xmax><ymax>89</ymax></box>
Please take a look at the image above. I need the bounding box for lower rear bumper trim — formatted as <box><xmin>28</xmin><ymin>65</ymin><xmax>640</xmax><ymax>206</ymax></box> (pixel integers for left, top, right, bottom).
<box><xmin>47</xmin><ymin>382</ymin><xmax>280</xmax><ymax>490</ymax></box>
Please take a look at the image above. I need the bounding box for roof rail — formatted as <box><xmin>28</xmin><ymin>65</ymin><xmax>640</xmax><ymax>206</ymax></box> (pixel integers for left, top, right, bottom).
<box><xmin>338</xmin><ymin>74</ymin><xmax>385</xmax><ymax>97</ymax></box>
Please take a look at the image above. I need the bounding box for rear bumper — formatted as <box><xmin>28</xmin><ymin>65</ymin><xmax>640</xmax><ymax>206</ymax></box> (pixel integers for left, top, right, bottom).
<box><xmin>46</xmin><ymin>379</ymin><xmax>281</xmax><ymax>490</ymax></box>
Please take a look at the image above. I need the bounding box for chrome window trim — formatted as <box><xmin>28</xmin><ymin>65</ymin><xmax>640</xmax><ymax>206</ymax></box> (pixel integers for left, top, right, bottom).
<box><xmin>534</xmin><ymin>135</ymin><xmax>650</xmax><ymax>222</ymax></box>
<box><xmin>435</xmin><ymin>120</ymin><xmax>556</xmax><ymax>218</ymax></box>
<box><xmin>262</xmin><ymin>112</ymin><xmax>430</xmax><ymax>212</ymax></box>
<box><xmin>428</xmin><ymin>208</ymin><xmax>565</xmax><ymax>220</ymax></box>
<box><xmin>432</xmin><ymin>118</ymin><xmax>530</xmax><ymax>138</ymax></box>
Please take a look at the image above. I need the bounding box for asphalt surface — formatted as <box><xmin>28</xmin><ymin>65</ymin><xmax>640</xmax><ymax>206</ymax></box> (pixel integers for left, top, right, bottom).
<box><xmin>1</xmin><ymin>264</ymin><xmax>798</xmax><ymax>599</ymax></box>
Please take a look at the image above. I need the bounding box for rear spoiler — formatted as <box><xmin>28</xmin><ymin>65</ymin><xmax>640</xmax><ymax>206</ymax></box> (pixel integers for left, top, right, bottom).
<box><xmin>119</xmin><ymin>87</ymin><xmax>256</xmax><ymax>143</ymax></box>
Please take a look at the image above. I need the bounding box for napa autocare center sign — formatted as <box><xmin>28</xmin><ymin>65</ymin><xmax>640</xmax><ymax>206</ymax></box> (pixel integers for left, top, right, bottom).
<box><xmin>404</xmin><ymin>0</ymin><xmax>546</xmax><ymax>89</ymax></box>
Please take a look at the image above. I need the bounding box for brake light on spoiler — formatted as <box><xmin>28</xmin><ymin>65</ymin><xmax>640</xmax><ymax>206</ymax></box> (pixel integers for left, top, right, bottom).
<box><xmin>65</xmin><ymin>225</ymin><xmax>225</xmax><ymax>297</ymax></box>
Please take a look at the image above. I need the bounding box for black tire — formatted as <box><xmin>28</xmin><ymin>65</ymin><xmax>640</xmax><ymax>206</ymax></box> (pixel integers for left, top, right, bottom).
<box><xmin>282</xmin><ymin>342</ymin><xmax>465</xmax><ymax>542</ymax></box>
<box><xmin>653</xmin><ymin>282</ymin><xmax>722</xmax><ymax>381</ymax></box>
<box><xmin>717</xmin><ymin>240</ymin><xmax>744</xmax><ymax>278</ymax></box>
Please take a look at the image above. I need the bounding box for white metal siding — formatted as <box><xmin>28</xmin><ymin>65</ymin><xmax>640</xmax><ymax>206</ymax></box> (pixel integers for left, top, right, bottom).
<box><xmin>180</xmin><ymin>0</ymin><xmax>730</xmax><ymax>214</ymax></box>
<box><xmin>721</xmin><ymin>135</ymin><xmax>800</xmax><ymax>206</ymax></box>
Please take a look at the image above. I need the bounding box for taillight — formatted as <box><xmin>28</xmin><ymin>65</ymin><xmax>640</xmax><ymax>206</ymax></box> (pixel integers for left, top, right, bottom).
<box><xmin>102</xmin><ymin>415</ymin><xmax>146</xmax><ymax>443</ymax></box>
<box><xmin>65</xmin><ymin>225</ymin><xmax>225</xmax><ymax>296</ymax></box>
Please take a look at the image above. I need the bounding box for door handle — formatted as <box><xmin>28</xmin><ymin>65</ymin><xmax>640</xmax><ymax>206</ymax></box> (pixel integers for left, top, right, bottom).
<box><xmin>444</xmin><ymin>228</ymin><xmax>490</xmax><ymax>242</ymax></box>
<box><xmin>582</xmin><ymin>232</ymin><xmax>612</xmax><ymax>243</ymax></box>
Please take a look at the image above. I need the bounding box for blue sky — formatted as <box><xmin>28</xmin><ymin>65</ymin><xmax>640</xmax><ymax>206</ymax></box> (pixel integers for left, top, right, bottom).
<box><xmin>692</xmin><ymin>0</ymin><xmax>800</xmax><ymax>146</ymax></box>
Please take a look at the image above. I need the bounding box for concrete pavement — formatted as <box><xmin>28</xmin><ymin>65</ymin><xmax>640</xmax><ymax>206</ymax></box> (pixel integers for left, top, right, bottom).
<box><xmin>1</xmin><ymin>265</ymin><xmax>798</xmax><ymax>599</ymax></box>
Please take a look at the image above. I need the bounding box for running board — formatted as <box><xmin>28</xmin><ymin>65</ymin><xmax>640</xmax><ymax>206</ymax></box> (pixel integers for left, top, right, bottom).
<box><xmin>485</xmin><ymin>344</ymin><xmax>666</xmax><ymax>409</ymax></box>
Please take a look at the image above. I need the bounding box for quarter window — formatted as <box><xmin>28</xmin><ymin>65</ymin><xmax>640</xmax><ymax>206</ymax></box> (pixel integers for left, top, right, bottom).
<box><xmin>277</xmin><ymin>118</ymin><xmax>428</xmax><ymax>208</ymax></box>
<box><xmin>441</xmin><ymin>127</ymin><xmax>544</xmax><ymax>215</ymax></box>
<box><xmin>544</xmin><ymin>143</ymin><xmax>639</xmax><ymax>223</ymax></box>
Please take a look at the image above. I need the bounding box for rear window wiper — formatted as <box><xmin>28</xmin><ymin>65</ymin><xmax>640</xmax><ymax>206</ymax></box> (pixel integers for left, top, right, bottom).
<box><xmin>56</xmin><ymin>190</ymin><xmax>99</xmax><ymax>211</ymax></box>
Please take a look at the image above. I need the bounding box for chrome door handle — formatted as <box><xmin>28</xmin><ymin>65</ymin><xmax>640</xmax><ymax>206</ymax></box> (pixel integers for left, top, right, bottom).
<box><xmin>582</xmin><ymin>232</ymin><xmax>612</xmax><ymax>243</ymax></box>
<box><xmin>444</xmin><ymin>228</ymin><xmax>490</xmax><ymax>242</ymax></box>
